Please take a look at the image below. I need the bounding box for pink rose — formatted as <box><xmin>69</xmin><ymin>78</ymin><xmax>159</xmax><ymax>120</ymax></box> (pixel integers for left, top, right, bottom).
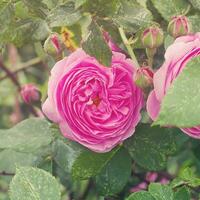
<box><xmin>42</xmin><ymin>49</ymin><xmax>143</xmax><ymax>152</ymax></box>
<box><xmin>147</xmin><ymin>33</ymin><xmax>200</xmax><ymax>138</ymax></box>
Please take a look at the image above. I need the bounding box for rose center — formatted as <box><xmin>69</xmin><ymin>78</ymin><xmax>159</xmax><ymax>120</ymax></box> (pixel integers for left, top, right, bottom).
<box><xmin>92</xmin><ymin>95</ymin><xmax>101</xmax><ymax>107</ymax></box>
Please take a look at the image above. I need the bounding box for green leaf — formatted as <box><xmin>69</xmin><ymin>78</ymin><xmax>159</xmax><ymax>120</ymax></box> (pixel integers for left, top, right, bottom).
<box><xmin>82</xmin><ymin>22</ymin><xmax>112</xmax><ymax>66</ymax></box>
<box><xmin>22</xmin><ymin>0</ymin><xmax>48</xmax><ymax>19</ymax></box>
<box><xmin>71</xmin><ymin>146</ymin><xmax>120</xmax><ymax>180</ymax></box>
<box><xmin>0</xmin><ymin>19</ymin><xmax>49</xmax><ymax>46</ymax></box>
<box><xmin>148</xmin><ymin>183</ymin><xmax>174</xmax><ymax>200</ymax></box>
<box><xmin>164</xmin><ymin>35</ymin><xmax>174</xmax><ymax>50</ymax></box>
<box><xmin>0</xmin><ymin>118</ymin><xmax>54</xmax><ymax>153</ymax></box>
<box><xmin>47</xmin><ymin>2</ymin><xmax>82</xmax><ymax>27</ymax></box>
<box><xmin>155</xmin><ymin>57</ymin><xmax>200</xmax><ymax>127</ymax></box>
<box><xmin>75</xmin><ymin>0</ymin><xmax>87</xmax><ymax>9</ymax></box>
<box><xmin>0</xmin><ymin>149</ymin><xmax>38</xmax><ymax>173</ymax></box>
<box><xmin>53</xmin><ymin>139</ymin><xmax>84</xmax><ymax>173</ymax></box>
<box><xmin>82</xmin><ymin>0</ymin><xmax>120</xmax><ymax>17</ymax></box>
<box><xmin>0</xmin><ymin>2</ymin><xmax>14</xmax><ymax>26</ymax></box>
<box><xmin>151</xmin><ymin>0</ymin><xmax>190</xmax><ymax>21</ymax></box>
<box><xmin>189</xmin><ymin>0</ymin><xmax>200</xmax><ymax>10</ymax></box>
<box><xmin>124</xmin><ymin>124</ymin><xmax>177</xmax><ymax>170</ymax></box>
<box><xmin>95</xmin><ymin>147</ymin><xmax>132</xmax><ymax>195</ymax></box>
<box><xmin>179</xmin><ymin>167</ymin><xmax>200</xmax><ymax>187</ymax></box>
<box><xmin>113</xmin><ymin>1</ymin><xmax>153</xmax><ymax>32</ymax></box>
<box><xmin>9</xmin><ymin>167</ymin><xmax>61</xmax><ymax>200</ymax></box>
<box><xmin>126</xmin><ymin>191</ymin><xmax>155</xmax><ymax>200</ymax></box>
<box><xmin>188</xmin><ymin>15</ymin><xmax>200</xmax><ymax>32</ymax></box>
<box><xmin>174</xmin><ymin>186</ymin><xmax>190</xmax><ymax>200</ymax></box>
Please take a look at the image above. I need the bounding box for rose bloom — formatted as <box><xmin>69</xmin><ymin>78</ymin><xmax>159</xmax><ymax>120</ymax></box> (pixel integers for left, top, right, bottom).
<box><xmin>42</xmin><ymin>49</ymin><xmax>143</xmax><ymax>152</ymax></box>
<box><xmin>147</xmin><ymin>33</ymin><xmax>200</xmax><ymax>138</ymax></box>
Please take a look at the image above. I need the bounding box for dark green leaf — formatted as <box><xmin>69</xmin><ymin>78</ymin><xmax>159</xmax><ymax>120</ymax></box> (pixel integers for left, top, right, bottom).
<box><xmin>174</xmin><ymin>186</ymin><xmax>190</xmax><ymax>200</ymax></box>
<box><xmin>95</xmin><ymin>147</ymin><xmax>132</xmax><ymax>195</ymax></box>
<box><xmin>53</xmin><ymin>139</ymin><xmax>84</xmax><ymax>173</ymax></box>
<box><xmin>124</xmin><ymin>124</ymin><xmax>177</xmax><ymax>170</ymax></box>
<box><xmin>9</xmin><ymin>167</ymin><xmax>61</xmax><ymax>200</ymax></box>
<box><xmin>71</xmin><ymin>146</ymin><xmax>120</xmax><ymax>180</ymax></box>
<box><xmin>155</xmin><ymin>57</ymin><xmax>200</xmax><ymax>127</ymax></box>
<box><xmin>82</xmin><ymin>22</ymin><xmax>112</xmax><ymax>66</ymax></box>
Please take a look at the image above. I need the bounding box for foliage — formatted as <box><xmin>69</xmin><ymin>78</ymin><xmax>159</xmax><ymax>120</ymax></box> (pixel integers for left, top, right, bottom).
<box><xmin>0</xmin><ymin>0</ymin><xmax>200</xmax><ymax>199</ymax></box>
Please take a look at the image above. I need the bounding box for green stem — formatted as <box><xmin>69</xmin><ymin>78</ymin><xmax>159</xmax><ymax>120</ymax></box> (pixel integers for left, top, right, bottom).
<box><xmin>118</xmin><ymin>27</ymin><xmax>140</xmax><ymax>68</ymax></box>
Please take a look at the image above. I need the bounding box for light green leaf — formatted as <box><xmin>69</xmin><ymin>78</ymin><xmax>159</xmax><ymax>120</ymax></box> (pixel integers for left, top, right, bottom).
<box><xmin>151</xmin><ymin>0</ymin><xmax>190</xmax><ymax>21</ymax></box>
<box><xmin>188</xmin><ymin>15</ymin><xmax>200</xmax><ymax>32</ymax></box>
<box><xmin>149</xmin><ymin>183</ymin><xmax>174</xmax><ymax>200</ymax></box>
<box><xmin>0</xmin><ymin>149</ymin><xmax>38</xmax><ymax>173</ymax></box>
<box><xmin>155</xmin><ymin>56</ymin><xmax>200</xmax><ymax>127</ymax></box>
<box><xmin>124</xmin><ymin>124</ymin><xmax>177</xmax><ymax>170</ymax></box>
<box><xmin>113</xmin><ymin>1</ymin><xmax>153</xmax><ymax>32</ymax></box>
<box><xmin>82</xmin><ymin>0</ymin><xmax>120</xmax><ymax>17</ymax></box>
<box><xmin>95</xmin><ymin>148</ymin><xmax>131</xmax><ymax>195</ymax></box>
<box><xmin>189</xmin><ymin>0</ymin><xmax>200</xmax><ymax>10</ymax></box>
<box><xmin>75</xmin><ymin>0</ymin><xmax>87</xmax><ymax>9</ymax></box>
<box><xmin>9</xmin><ymin>167</ymin><xmax>61</xmax><ymax>200</ymax></box>
<box><xmin>82</xmin><ymin>22</ymin><xmax>112</xmax><ymax>66</ymax></box>
<box><xmin>47</xmin><ymin>2</ymin><xmax>82</xmax><ymax>27</ymax></box>
<box><xmin>126</xmin><ymin>191</ymin><xmax>155</xmax><ymax>200</ymax></box>
<box><xmin>0</xmin><ymin>118</ymin><xmax>54</xmax><ymax>153</ymax></box>
<box><xmin>164</xmin><ymin>34</ymin><xmax>174</xmax><ymax>50</ymax></box>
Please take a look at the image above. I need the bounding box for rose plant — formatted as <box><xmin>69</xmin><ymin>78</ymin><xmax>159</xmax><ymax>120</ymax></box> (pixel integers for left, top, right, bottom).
<box><xmin>0</xmin><ymin>1</ymin><xmax>200</xmax><ymax>200</ymax></box>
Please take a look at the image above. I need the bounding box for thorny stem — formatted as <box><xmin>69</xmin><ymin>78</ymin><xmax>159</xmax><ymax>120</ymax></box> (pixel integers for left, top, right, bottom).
<box><xmin>118</xmin><ymin>27</ymin><xmax>140</xmax><ymax>68</ymax></box>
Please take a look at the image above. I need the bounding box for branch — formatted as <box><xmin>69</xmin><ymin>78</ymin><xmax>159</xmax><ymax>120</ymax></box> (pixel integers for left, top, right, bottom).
<box><xmin>0</xmin><ymin>57</ymin><xmax>42</xmax><ymax>82</ymax></box>
<box><xmin>0</xmin><ymin>171</ymin><xmax>15</xmax><ymax>176</ymax></box>
<box><xmin>0</xmin><ymin>57</ymin><xmax>21</xmax><ymax>90</ymax></box>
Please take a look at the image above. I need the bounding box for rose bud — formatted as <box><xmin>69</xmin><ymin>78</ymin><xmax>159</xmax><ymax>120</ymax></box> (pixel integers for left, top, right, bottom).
<box><xmin>130</xmin><ymin>182</ymin><xmax>147</xmax><ymax>193</ymax></box>
<box><xmin>134</xmin><ymin>66</ymin><xmax>154</xmax><ymax>90</ymax></box>
<box><xmin>167</xmin><ymin>15</ymin><xmax>191</xmax><ymax>38</ymax></box>
<box><xmin>145</xmin><ymin>172</ymin><xmax>158</xmax><ymax>182</ymax></box>
<box><xmin>20</xmin><ymin>84</ymin><xmax>41</xmax><ymax>105</ymax></box>
<box><xmin>44</xmin><ymin>33</ymin><xmax>64</xmax><ymax>56</ymax></box>
<box><xmin>141</xmin><ymin>26</ymin><xmax>164</xmax><ymax>49</ymax></box>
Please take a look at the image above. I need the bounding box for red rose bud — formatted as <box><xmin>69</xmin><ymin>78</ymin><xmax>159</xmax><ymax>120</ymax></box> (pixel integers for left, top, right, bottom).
<box><xmin>134</xmin><ymin>67</ymin><xmax>154</xmax><ymax>89</ymax></box>
<box><xmin>20</xmin><ymin>84</ymin><xmax>41</xmax><ymax>105</ymax></box>
<box><xmin>141</xmin><ymin>26</ymin><xmax>164</xmax><ymax>49</ymax></box>
<box><xmin>44</xmin><ymin>33</ymin><xmax>63</xmax><ymax>56</ymax></box>
<box><xmin>167</xmin><ymin>15</ymin><xmax>191</xmax><ymax>38</ymax></box>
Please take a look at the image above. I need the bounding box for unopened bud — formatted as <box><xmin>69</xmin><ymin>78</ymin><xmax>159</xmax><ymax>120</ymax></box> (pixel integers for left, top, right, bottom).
<box><xmin>20</xmin><ymin>84</ymin><xmax>41</xmax><ymax>105</ymax></box>
<box><xmin>141</xmin><ymin>26</ymin><xmax>164</xmax><ymax>49</ymax></box>
<box><xmin>44</xmin><ymin>33</ymin><xmax>63</xmax><ymax>56</ymax></box>
<box><xmin>167</xmin><ymin>15</ymin><xmax>191</xmax><ymax>38</ymax></box>
<box><xmin>134</xmin><ymin>67</ymin><xmax>154</xmax><ymax>90</ymax></box>
<box><xmin>145</xmin><ymin>172</ymin><xmax>158</xmax><ymax>182</ymax></box>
